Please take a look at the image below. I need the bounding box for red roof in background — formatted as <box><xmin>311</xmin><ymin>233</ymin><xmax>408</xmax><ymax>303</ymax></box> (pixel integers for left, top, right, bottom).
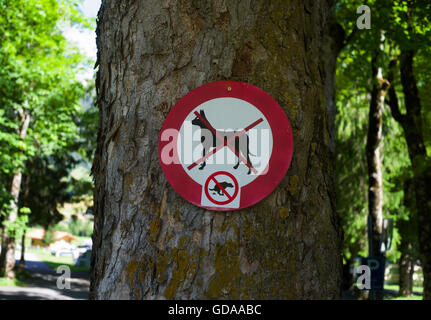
<box><xmin>25</xmin><ymin>228</ymin><xmax>77</xmax><ymax>242</ymax></box>
<box><xmin>25</xmin><ymin>228</ymin><xmax>45</xmax><ymax>240</ymax></box>
<box><xmin>53</xmin><ymin>231</ymin><xmax>77</xmax><ymax>241</ymax></box>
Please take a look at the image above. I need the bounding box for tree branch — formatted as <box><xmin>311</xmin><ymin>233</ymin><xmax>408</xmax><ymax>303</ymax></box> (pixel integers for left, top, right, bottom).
<box><xmin>344</xmin><ymin>28</ymin><xmax>357</xmax><ymax>47</ymax></box>
<box><xmin>330</xmin><ymin>24</ymin><xmax>356</xmax><ymax>53</ymax></box>
<box><xmin>400</xmin><ymin>50</ymin><xmax>421</xmax><ymax>117</ymax></box>
<box><xmin>386</xmin><ymin>57</ymin><xmax>405</xmax><ymax>125</ymax></box>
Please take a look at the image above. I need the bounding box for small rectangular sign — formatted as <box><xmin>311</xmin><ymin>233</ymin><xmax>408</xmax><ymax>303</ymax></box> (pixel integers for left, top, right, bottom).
<box><xmin>361</xmin><ymin>257</ymin><xmax>385</xmax><ymax>290</ymax></box>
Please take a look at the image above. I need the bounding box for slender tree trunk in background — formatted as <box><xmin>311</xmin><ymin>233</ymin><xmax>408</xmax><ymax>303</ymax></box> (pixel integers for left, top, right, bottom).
<box><xmin>0</xmin><ymin>111</ymin><xmax>30</xmax><ymax>279</ymax></box>
<box><xmin>0</xmin><ymin>172</ymin><xmax>22</xmax><ymax>279</ymax></box>
<box><xmin>18</xmin><ymin>234</ymin><xmax>26</xmax><ymax>270</ymax></box>
<box><xmin>91</xmin><ymin>0</ymin><xmax>342</xmax><ymax>299</ymax></box>
<box><xmin>0</xmin><ymin>219</ymin><xmax>5</xmax><ymax>274</ymax></box>
<box><xmin>18</xmin><ymin>174</ymin><xmax>31</xmax><ymax>270</ymax></box>
<box><xmin>398</xmin><ymin>178</ymin><xmax>417</xmax><ymax>297</ymax></box>
<box><xmin>399</xmin><ymin>51</ymin><xmax>431</xmax><ymax>300</ymax></box>
<box><xmin>399</xmin><ymin>241</ymin><xmax>414</xmax><ymax>296</ymax></box>
<box><xmin>387</xmin><ymin>51</ymin><xmax>431</xmax><ymax>299</ymax></box>
<box><xmin>366</xmin><ymin>52</ymin><xmax>389</xmax><ymax>300</ymax></box>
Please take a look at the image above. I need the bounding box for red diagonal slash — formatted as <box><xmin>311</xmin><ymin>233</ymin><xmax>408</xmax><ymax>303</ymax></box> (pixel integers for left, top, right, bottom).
<box><xmin>187</xmin><ymin>112</ymin><xmax>263</xmax><ymax>174</ymax></box>
<box><xmin>211</xmin><ymin>176</ymin><xmax>233</xmax><ymax>201</ymax></box>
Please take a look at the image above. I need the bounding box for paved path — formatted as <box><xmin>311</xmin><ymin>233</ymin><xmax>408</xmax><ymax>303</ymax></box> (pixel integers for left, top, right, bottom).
<box><xmin>0</xmin><ymin>252</ymin><xmax>89</xmax><ymax>300</ymax></box>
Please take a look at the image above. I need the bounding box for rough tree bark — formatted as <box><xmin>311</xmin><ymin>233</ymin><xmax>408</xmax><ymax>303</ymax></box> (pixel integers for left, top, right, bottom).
<box><xmin>90</xmin><ymin>0</ymin><xmax>342</xmax><ymax>299</ymax></box>
<box><xmin>366</xmin><ymin>52</ymin><xmax>389</xmax><ymax>300</ymax></box>
<box><xmin>324</xmin><ymin>19</ymin><xmax>356</xmax><ymax>295</ymax></box>
<box><xmin>0</xmin><ymin>110</ymin><xmax>30</xmax><ymax>279</ymax></box>
<box><xmin>387</xmin><ymin>51</ymin><xmax>431</xmax><ymax>299</ymax></box>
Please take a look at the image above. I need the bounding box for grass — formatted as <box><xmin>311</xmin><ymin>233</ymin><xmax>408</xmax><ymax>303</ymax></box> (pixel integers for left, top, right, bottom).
<box><xmin>27</xmin><ymin>247</ymin><xmax>90</xmax><ymax>272</ymax></box>
<box><xmin>386</xmin><ymin>295</ymin><xmax>423</xmax><ymax>300</ymax></box>
<box><xmin>384</xmin><ymin>283</ymin><xmax>423</xmax><ymax>300</ymax></box>
<box><xmin>37</xmin><ymin>250</ymin><xmax>89</xmax><ymax>272</ymax></box>
<box><xmin>352</xmin><ymin>280</ymin><xmax>424</xmax><ymax>300</ymax></box>
<box><xmin>0</xmin><ymin>267</ymin><xmax>32</xmax><ymax>287</ymax></box>
<box><xmin>0</xmin><ymin>277</ymin><xmax>27</xmax><ymax>287</ymax></box>
<box><xmin>71</xmin><ymin>236</ymin><xmax>91</xmax><ymax>246</ymax></box>
<box><xmin>384</xmin><ymin>283</ymin><xmax>423</xmax><ymax>293</ymax></box>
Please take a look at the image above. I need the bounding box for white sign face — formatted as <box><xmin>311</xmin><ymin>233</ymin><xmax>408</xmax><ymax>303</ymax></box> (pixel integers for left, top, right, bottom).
<box><xmin>176</xmin><ymin>97</ymin><xmax>273</xmax><ymax>208</ymax></box>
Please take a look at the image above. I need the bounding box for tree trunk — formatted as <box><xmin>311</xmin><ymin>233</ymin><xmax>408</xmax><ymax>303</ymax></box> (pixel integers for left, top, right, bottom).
<box><xmin>397</xmin><ymin>178</ymin><xmax>417</xmax><ymax>297</ymax></box>
<box><xmin>0</xmin><ymin>218</ymin><xmax>6</xmax><ymax>275</ymax></box>
<box><xmin>0</xmin><ymin>172</ymin><xmax>22</xmax><ymax>279</ymax></box>
<box><xmin>0</xmin><ymin>111</ymin><xmax>30</xmax><ymax>279</ymax></box>
<box><xmin>399</xmin><ymin>242</ymin><xmax>414</xmax><ymax>297</ymax></box>
<box><xmin>18</xmin><ymin>173</ymin><xmax>30</xmax><ymax>270</ymax></box>
<box><xmin>91</xmin><ymin>0</ymin><xmax>342</xmax><ymax>299</ymax></box>
<box><xmin>18</xmin><ymin>234</ymin><xmax>26</xmax><ymax>270</ymax></box>
<box><xmin>366</xmin><ymin>52</ymin><xmax>389</xmax><ymax>300</ymax></box>
<box><xmin>387</xmin><ymin>51</ymin><xmax>431</xmax><ymax>299</ymax></box>
<box><xmin>342</xmin><ymin>258</ymin><xmax>354</xmax><ymax>291</ymax></box>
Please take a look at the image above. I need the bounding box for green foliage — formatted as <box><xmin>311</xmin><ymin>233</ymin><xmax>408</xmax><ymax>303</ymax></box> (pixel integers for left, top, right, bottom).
<box><xmin>68</xmin><ymin>216</ymin><xmax>93</xmax><ymax>237</ymax></box>
<box><xmin>335</xmin><ymin>0</ymin><xmax>429</xmax><ymax>264</ymax></box>
<box><xmin>0</xmin><ymin>277</ymin><xmax>27</xmax><ymax>287</ymax></box>
<box><xmin>2</xmin><ymin>211</ymin><xmax>28</xmax><ymax>239</ymax></box>
<box><xmin>31</xmin><ymin>247</ymin><xmax>90</xmax><ymax>272</ymax></box>
<box><xmin>51</xmin><ymin>216</ymin><xmax>93</xmax><ymax>238</ymax></box>
<box><xmin>335</xmin><ymin>88</ymin><xmax>369</xmax><ymax>261</ymax></box>
<box><xmin>0</xmin><ymin>0</ymin><xmax>94</xmax><ymax>234</ymax></box>
<box><xmin>42</xmin><ymin>225</ymin><xmax>55</xmax><ymax>245</ymax></box>
<box><xmin>75</xmin><ymin>82</ymin><xmax>99</xmax><ymax>161</ymax></box>
<box><xmin>381</xmin><ymin>113</ymin><xmax>411</xmax><ymax>263</ymax></box>
<box><xmin>416</xmin><ymin>54</ymin><xmax>431</xmax><ymax>149</ymax></box>
<box><xmin>20</xmin><ymin>155</ymin><xmax>77</xmax><ymax>228</ymax></box>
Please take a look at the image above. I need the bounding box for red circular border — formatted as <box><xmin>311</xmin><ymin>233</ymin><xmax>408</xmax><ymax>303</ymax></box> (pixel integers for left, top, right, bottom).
<box><xmin>204</xmin><ymin>171</ymin><xmax>239</xmax><ymax>205</ymax></box>
<box><xmin>158</xmin><ymin>80</ymin><xmax>293</xmax><ymax>211</ymax></box>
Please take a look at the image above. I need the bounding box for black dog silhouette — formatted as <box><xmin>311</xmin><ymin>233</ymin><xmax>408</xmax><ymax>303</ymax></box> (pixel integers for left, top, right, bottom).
<box><xmin>191</xmin><ymin>110</ymin><xmax>253</xmax><ymax>174</ymax></box>
<box><xmin>209</xmin><ymin>181</ymin><xmax>234</xmax><ymax>196</ymax></box>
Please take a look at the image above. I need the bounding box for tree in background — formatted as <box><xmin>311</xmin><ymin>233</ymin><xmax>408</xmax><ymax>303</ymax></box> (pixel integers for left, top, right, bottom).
<box><xmin>20</xmin><ymin>155</ymin><xmax>77</xmax><ymax>229</ymax></box>
<box><xmin>382</xmin><ymin>0</ymin><xmax>431</xmax><ymax>299</ymax></box>
<box><xmin>335</xmin><ymin>59</ymin><xmax>411</xmax><ymax>292</ymax></box>
<box><xmin>335</xmin><ymin>1</ymin><xmax>387</xmax><ymax>295</ymax></box>
<box><xmin>0</xmin><ymin>0</ymin><xmax>89</xmax><ymax>279</ymax></box>
<box><xmin>15</xmin><ymin>83</ymin><xmax>97</xmax><ymax>268</ymax></box>
<box><xmin>335</xmin><ymin>0</ymin><xmax>430</xmax><ymax>298</ymax></box>
<box><xmin>388</xmin><ymin>8</ymin><xmax>431</xmax><ymax>299</ymax></box>
<box><xmin>396</xmin><ymin>177</ymin><xmax>419</xmax><ymax>296</ymax></box>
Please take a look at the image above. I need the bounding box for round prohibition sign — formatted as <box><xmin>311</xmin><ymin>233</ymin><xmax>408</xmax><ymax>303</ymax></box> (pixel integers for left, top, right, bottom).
<box><xmin>204</xmin><ymin>171</ymin><xmax>239</xmax><ymax>205</ymax></box>
<box><xmin>158</xmin><ymin>80</ymin><xmax>293</xmax><ymax>211</ymax></box>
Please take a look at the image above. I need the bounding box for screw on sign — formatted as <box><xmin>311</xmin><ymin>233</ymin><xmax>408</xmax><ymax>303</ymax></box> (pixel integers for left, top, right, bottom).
<box><xmin>158</xmin><ymin>81</ymin><xmax>293</xmax><ymax>211</ymax></box>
